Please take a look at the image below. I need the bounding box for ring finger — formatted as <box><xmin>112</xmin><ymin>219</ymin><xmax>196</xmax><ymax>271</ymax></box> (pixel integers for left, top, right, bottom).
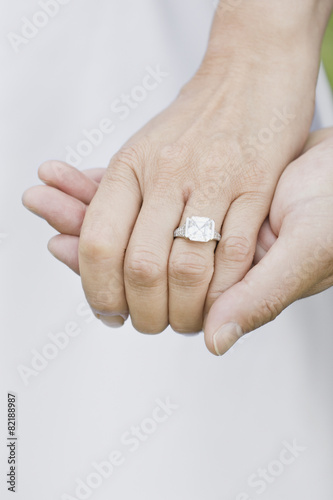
<box><xmin>168</xmin><ymin>193</ymin><xmax>230</xmax><ymax>333</ymax></box>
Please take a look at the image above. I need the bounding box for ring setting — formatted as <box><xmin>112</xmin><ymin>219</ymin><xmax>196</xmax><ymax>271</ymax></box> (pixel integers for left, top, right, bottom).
<box><xmin>174</xmin><ymin>216</ymin><xmax>221</xmax><ymax>242</ymax></box>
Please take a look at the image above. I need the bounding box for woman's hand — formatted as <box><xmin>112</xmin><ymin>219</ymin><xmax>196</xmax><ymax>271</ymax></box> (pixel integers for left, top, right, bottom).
<box><xmin>71</xmin><ymin>0</ymin><xmax>332</xmax><ymax>334</ymax></box>
<box><xmin>23</xmin><ymin>0</ymin><xmax>333</xmax><ymax>333</ymax></box>
<box><xmin>23</xmin><ymin>128</ymin><xmax>333</xmax><ymax>348</ymax></box>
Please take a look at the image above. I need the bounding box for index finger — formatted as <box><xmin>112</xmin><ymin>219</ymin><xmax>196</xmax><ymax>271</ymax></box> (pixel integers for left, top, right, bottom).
<box><xmin>79</xmin><ymin>154</ymin><xmax>141</xmax><ymax>319</ymax></box>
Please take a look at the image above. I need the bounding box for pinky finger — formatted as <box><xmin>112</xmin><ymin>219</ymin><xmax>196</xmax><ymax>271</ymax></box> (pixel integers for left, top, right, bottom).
<box><xmin>48</xmin><ymin>234</ymin><xmax>80</xmax><ymax>274</ymax></box>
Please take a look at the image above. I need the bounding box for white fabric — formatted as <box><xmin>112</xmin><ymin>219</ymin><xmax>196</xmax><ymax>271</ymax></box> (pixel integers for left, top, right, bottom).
<box><xmin>1</xmin><ymin>1</ymin><xmax>333</xmax><ymax>499</ymax></box>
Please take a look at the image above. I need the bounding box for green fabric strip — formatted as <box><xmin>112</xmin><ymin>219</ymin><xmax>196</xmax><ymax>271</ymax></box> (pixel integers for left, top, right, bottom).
<box><xmin>322</xmin><ymin>13</ymin><xmax>333</xmax><ymax>89</ymax></box>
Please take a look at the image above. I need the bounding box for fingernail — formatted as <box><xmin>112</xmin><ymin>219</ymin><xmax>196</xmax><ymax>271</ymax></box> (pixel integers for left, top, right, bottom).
<box><xmin>98</xmin><ymin>315</ymin><xmax>124</xmax><ymax>328</ymax></box>
<box><xmin>213</xmin><ymin>322</ymin><xmax>243</xmax><ymax>356</ymax></box>
<box><xmin>95</xmin><ymin>313</ymin><xmax>127</xmax><ymax>328</ymax></box>
<box><xmin>23</xmin><ymin>205</ymin><xmax>43</xmax><ymax>219</ymax></box>
<box><xmin>93</xmin><ymin>310</ymin><xmax>128</xmax><ymax>321</ymax></box>
<box><xmin>47</xmin><ymin>242</ymin><xmax>56</xmax><ymax>258</ymax></box>
<box><xmin>101</xmin><ymin>316</ymin><xmax>124</xmax><ymax>328</ymax></box>
<box><xmin>177</xmin><ymin>332</ymin><xmax>201</xmax><ymax>337</ymax></box>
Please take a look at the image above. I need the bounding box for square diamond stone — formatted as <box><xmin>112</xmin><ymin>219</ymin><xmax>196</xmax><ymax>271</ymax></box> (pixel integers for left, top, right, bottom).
<box><xmin>185</xmin><ymin>216</ymin><xmax>215</xmax><ymax>242</ymax></box>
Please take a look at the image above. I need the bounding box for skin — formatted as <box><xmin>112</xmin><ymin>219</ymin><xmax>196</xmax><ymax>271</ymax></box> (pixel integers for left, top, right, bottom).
<box><xmin>22</xmin><ymin>128</ymin><xmax>333</xmax><ymax>354</ymax></box>
<box><xmin>22</xmin><ymin>0</ymin><xmax>333</xmax><ymax>351</ymax></box>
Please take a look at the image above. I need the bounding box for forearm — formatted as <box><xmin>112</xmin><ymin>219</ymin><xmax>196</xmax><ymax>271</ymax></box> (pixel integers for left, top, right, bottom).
<box><xmin>207</xmin><ymin>0</ymin><xmax>333</xmax><ymax>57</ymax></box>
<box><xmin>180</xmin><ymin>0</ymin><xmax>333</xmax><ymax>163</ymax></box>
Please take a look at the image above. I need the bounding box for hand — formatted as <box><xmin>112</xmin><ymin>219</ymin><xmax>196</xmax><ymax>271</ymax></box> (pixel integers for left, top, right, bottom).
<box><xmin>22</xmin><ymin>160</ymin><xmax>271</xmax><ymax>274</ymax></box>
<box><xmin>22</xmin><ymin>2</ymin><xmax>331</xmax><ymax>334</ymax></box>
<box><xmin>204</xmin><ymin>128</ymin><xmax>333</xmax><ymax>355</ymax></box>
<box><xmin>53</xmin><ymin>70</ymin><xmax>319</xmax><ymax>332</ymax></box>
<box><xmin>23</xmin><ymin>128</ymin><xmax>333</xmax><ymax>350</ymax></box>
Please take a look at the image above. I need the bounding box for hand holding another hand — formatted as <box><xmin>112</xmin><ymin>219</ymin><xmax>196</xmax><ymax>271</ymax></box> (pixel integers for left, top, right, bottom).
<box><xmin>23</xmin><ymin>129</ymin><xmax>333</xmax><ymax>355</ymax></box>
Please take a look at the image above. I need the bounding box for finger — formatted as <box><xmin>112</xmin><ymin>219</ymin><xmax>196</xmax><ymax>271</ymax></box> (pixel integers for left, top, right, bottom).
<box><xmin>48</xmin><ymin>234</ymin><xmax>80</xmax><ymax>274</ymax></box>
<box><xmin>124</xmin><ymin>192</ymin><xmax>184</xmax><ymax>334</ymax></box>
<box><xmin>82</xmin><ymin>168</ymin><xmax>106</xmax><ymax>184</ymax></box>
<box><xmin>205</xmin><ymin>194</ymin><xmax>268</xmax><ymax>314</ymax></box>
<box><xmin>204</xmin><ymin>223</ymin><xmax>329</xmax><ymax>356</ymax></box>
<box><xmin>22</xmin><ymin>185</ymin><xmax>86</xmax><ymax>235</ymax></box>
<box><xmin>253</xmin><ymin>218</ymin><xmax>277</xmax><ymax>265</ymax></box>
<box><xmin>79</xmin><ymin>154</ymin><xmax>142</xmax><ymax>324</ymax></box>
<box><xmin>168</xmin><ymin>194</ymin><xmax>229</xmax><ymax>334</ymax></box>
<box><xmin>38</xmin><ymin>160</ymin><xmax>100</xmax><ymax>204</ymax></box>
<box><xmin>48</xmin><ymin>233</ymin><xmax>125</xmax><ymax>328</ymax></box>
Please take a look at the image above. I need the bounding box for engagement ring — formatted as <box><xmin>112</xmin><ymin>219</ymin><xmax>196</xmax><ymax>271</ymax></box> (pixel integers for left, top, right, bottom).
<box><xmin>174</xmin><ymin>216</ymin><xmax>221</xmax><ymax>242</ymax></box>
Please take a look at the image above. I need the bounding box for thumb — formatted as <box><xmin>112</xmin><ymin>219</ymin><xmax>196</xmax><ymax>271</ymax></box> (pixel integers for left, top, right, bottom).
<box><xmin>204</xmin><ymin>225</ymin><xmax>319</xmax><ymax>356</ymax></box>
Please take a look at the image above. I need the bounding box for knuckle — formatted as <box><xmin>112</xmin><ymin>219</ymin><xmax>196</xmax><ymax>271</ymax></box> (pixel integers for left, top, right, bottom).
<box><xmin>141</xmin><ymin>141</ymin><xmax>201</xmax><ymax>202</ymax></box>
<box><xmin>108</xmin><ymin>141</ymin><xmax>150</xmax><ymax>188</ymax></box>
<box><xmin>247</xmin><ymin>157</ymin><xmax>270</xmax><ymax>176</ymax></box>
<box><xmin>79</xmin><ymin>231</ymin><xmax>113</xmax><ymax>262</ymax></box>
<box><xmin>79</xmin><ymin>234</ymin><xmax>124</xmax><ymax>315</ymax></box>
<box><xmin>221</xmin><ymin>235</ymin><xmax>253</xmax><ymax>263</ymax></box>
<box><xmin>169</xmin><ymin>250</ymin><xmax>212</xmax><ymax>285</ymax></box>
<box><xmin>125</xmin><ymin>249</ymin><xmax>165</xmax><ymax>287</ymax></box>
<box><xmin>88</xmin><ymin>292</ymin><xmax>114</xmax><ymax>315</ymax></box>
<box><xmin>85</xmin><ymin>276</ymin><xmax>124</xmax><ymax>313</ymax></box>
<box><xmin>157</xmin><ymin>141</ymin><xmax>200</xmax><ymax>188</ymax></box>
<box><xmin>104</xmin><ymin>161</ymin><xmax>140</xmax><ymax>199</ymax></box>
<box><xmin>206</xmin><ymin>141</ymin><xmax>242</xmax><ymax>177</ymax></box>
<box><xmin>241</xmin><ymin>158</ymin><xmax>271</xmax><ymax>189</ymax></box>
<box><xmin>113</xmin><ymin>141</ymin><xmax>148</xmax><ymax>170</ymax></box>
<box><xmin>106</xmin><ymin>163</ymin><xmax>133</xmax><ymax>188</ymax></box>
<box><xmin>260</xmin><ymin>295</ymin><xmax>284</xmax><ymax>321</ymax></box>
<box><xmin>145</xmin><ymin>171</ymin><xmax>182</xmax><ymax>202</ymax></box>
<box><xmin>250</xmin><ymin>294</ymin><xmax>285</xmax><ymax>327</ymax></box>
<box><xmin>159</xmin><ymin>141</ymin><xmax>193</xmax><ymax>166</ymax></box>
<box><xmin>108</xmin><ymin>140</ymin><xmax>154</xmax><ymax>196</ymax></box>
<box><xmin>212</xmin><ymin>145</ymin><xmax>240</xmax><ymax>172</ymax></box>
<box><xmin>80</xmin><ymin>272</ymin><xmax>124</xmax><ymax>315</ymax></box>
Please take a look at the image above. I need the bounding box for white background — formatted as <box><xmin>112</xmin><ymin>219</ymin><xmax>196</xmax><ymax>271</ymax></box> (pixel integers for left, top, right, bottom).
<box><xmin>1</xmin><ymin>1</ymin><xmax>333</xmax><ymax>499</ymax></box>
